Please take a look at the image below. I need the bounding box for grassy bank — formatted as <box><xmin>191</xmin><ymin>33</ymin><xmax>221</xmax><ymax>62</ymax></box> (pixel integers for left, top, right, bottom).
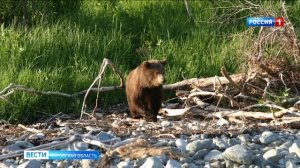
<box><xmin>0</xmin><ymin>0</ymin><xmax>300</xmax><ymax>123</ymax></box>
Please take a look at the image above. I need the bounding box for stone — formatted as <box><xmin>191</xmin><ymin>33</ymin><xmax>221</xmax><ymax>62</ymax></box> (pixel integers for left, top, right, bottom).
<box><xmin>192</xmin><ymin>149</ymin><xmax>209</xmax><ymax>160</ymax></box>
<box><xmin>222</xmin><ymin>144</ymin><xmax>254</xmax><ymax>164</ymax></box>
<box><xmin>251</xmin><ymin>135</ymin><xmax>261</xmax><ymax>143</ymax></box>
<box><xmin>165</xmin><ymin>159</ymin><xmax>181</xmax><ymax>168</ymax></box>
<box><xmin>140</xmin><ymin>157</ymin><xmax>163</xmax><ymax>168</ymax></box>
<box><xmin>97</xmin><ymin>131</ymin><xmax>115</xmax><ymax>141</ymax></box>
<box><xmin>278</xmin><ymin>141</ymin><xmax>293</xmax><ymax>150</ymax></box>
<box><xmin>72</xmin><ymin>141</ymin><xmax>89</xmax><ymax>150</ymax></box>
<box><xmin>200</xmin><ymin>134</ymin><xmax>209</xmax><ymax>139</ymax></box>
<box><xmin>204</xmin><ymin>149</ymin><xmax>223</xmax><ymax>161</ymax></box>
<box><xmin>17</xmin><ymin>160</ymin><xmax>41</xmax><ymax>168</ymax></box>
<box><xmin>36</xmin><ymin>132</ymin><xmax>45</xmax><ymax>139</ymax></box>
<box><xmin>2</xmin><ymin>144</ymin><xmax>22</xmax><ymax>154</ymax></box>
<box><xmin>175</xmin><ymin>139</ymin><xmax>187</xmax><ymax>152</ymax></box>
<box><xmin>57</xmin><ymin>160</ymin><xmax>70</xmax><ymax>168</ymax></box>
<box><xmin>216</xmin><ymin>118</ymin><xmax>229</xmax><ymax>127</ymax></box>
<box><xmin>0</xmin><ymin>161</ymin><xmax>14</xmax><ymax>168</ymax></box>
<box><xmin>29</xmin><ymin>133</ymin><xmax>45</xmax><ymax>140</ymax></box>
<box><xmin>213</xmin><ymin>138</ymin><xmax>229</xmax><ymax>149</ymax></box>
<box><xmin>252</xmin><ymin>154</ymin><xmax>266</xmax><ymax>168</ymax></box>
<box><xmin>182</xmin><ymin>163</ymin><xmax>198</xmax><ymax>168</ymax></box>
<box><xmin>210</xmin><ymin>161</ymin><xmax>223</xmax><ymax>168</ymax></box>
<box><xmin>186</xmin><ymin>139</ymin><xmax>212</xmax><ymax>155</ymax></box>
<box><xmin>263</xmin><ymin>149</ymin><xmax>284</xmax><ymax>162</ymax></box>
<box><xmin>286</xmin><ymin>160</ymin><xmax>297</xmax><ymax>168</ymax></box>
<box><xmin>161</xmin><ymin>120</ymin><xmax>171</xmax><ymax>127</ymax></box>
<box><xmin>179</xmin><ymin>156</ymin><xmax>192</xmax><ymax>164</ymax></box>
<box><xmin>237</xmin><ymin>134</ymin><xmax>251</xmax><ymax>142</ymax></box>
<box><xmin>225</xmin><ymin>160</ymin><xmax>235</xmax><ymax>168</ymax></box>
<box><xmin>117</xmin><ymin>161</ymin><xmax>133</xmax><ymax>168</ymax></box>
<box><xmin>181</xmin><ymin>163</ymin><xmax>189</xmax><ymax>168</ymax></box>
<box><xmin>228</xmin><ymin>138</ymin><xmax>240</xmax><ymax>146</ymax></box>
<box><xmin>81</xmin><ymin>160</ymin><xmax>96</xmax><ymax>168</ymax></box>
<box><xmin>259</xmin><ymin>131</ymin><xmax>278</xmax><ymax>144</ymax></box>
<box><xmin>15</xmin><ymin>141</ymin><xmax>34</xmax><ymax>149</ymax></box>
<box><xmin>289</xmin><ymin>140</ymin><xmax>300</xmax><ymax>157</ymax></box>
<box><xmin>157</xmin><ymin>154</ymin><xmax>168</xmax><ymax>165</ymax></box>
<box><xmin>45</xmin><ymin>162</ymin><xmax>56</xmax><ymax>168</ymax></box>
<box><xmin>203</xmin><ymin>162</ymin><xmax>211</xmax><ymax>168</ymax></box>
<box><xmin>247</xmin><ymin>143</ymin><xmax>262</xmax><ymax>150</ymax></box>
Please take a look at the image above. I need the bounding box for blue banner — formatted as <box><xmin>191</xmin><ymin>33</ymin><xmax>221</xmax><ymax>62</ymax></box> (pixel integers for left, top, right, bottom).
<box><xmin>24</xmin><ymin>150</ymin><xmax>100</xmax><ymax>160</ymax></box>
<box><xmin>246</xmin><ymin>17</ymin><xmax>275</xmax><ymax>27</ymax></box>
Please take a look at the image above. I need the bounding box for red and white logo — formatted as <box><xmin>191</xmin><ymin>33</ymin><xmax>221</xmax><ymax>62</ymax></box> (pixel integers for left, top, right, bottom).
<box><xmin>275</xmin><ymin>17</ymin><xmax>284</xmax><ymax>27</ymax></box>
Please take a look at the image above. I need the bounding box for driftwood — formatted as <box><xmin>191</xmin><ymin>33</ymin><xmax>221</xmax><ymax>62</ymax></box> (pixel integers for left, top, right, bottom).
<box><xmin>0</xmin><ymin>74</ymin><xmax>244</xmax><ymax>99</ymax></box>
<box><xmin>18</xmin><ymin>124</ymin><xmax>42</xmax><ymax>133</ymax></box>
<box><xmin>97</xmin><ymin>138</ymin><xmax>185</xmax><ymax>168</ymax></box>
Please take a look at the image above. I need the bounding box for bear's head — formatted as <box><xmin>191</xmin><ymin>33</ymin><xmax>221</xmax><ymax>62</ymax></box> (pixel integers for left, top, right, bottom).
<box><xmin>141</xmin><ymin>60</ymin><xmax>166</xmax><ymax>87</ymax></box>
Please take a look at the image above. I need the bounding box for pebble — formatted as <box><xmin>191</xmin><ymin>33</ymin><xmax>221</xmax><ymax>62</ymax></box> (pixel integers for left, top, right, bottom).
<box><xmin>157</xmin><ymin>154</ymin><xmax>168</xmax><ymax>165</ymax></box>
<box><xmin>3</xmin><ymin>117</ymin><xmax>300</xmax><ymax>168</ymax></box>
<box><xmin>213</xmin><ymin>138</ymin><xmax>229</xmax><ymax>149</ymax></box>
<box><xmin>15</xmin><ymin>141</ymin><xmax>34</xmax><ymax>149</ymax></box>
<box><xmin>259</xmin><ymin>131</ymin><xmax>278</xmax><ymax>144</ymax></box>
<box><xmin>289</xmin><ymin>140</ymin><xmax>300</xmax><ymax>157</ymax></box>
<box><xmin>263</xmin><ymin>149</ymin><xmax>284</xmax><ymax>162</ymax></box>
<box><xmin>161</xmin><ymin>120</ymin><xmax>171</xmax><ymax>127</ymax></box>
<box><xmin>117</xmin><ymin>161</ymin><xmax>133</xmax><ymax>168</ymax></box>
<box><xmin>111</xmin><ymin>119</ymin><xmax>121</xmax><ymax>128</ymax></box>
<box><xmin>278</xmin><ymin>140</ymin><xmax>293</xmax><ymax>150</ymax></box>
<box><xmin>17</xmin><ymin>160</ymin><xmax>41</xmax><ymax>168</ymax></box>
<box><xmin>30</xmin><ymin>133</ymin><xmax>45</xmax><ymax>140</ymax></box>
<box><xmin>2</xmin><ymin>144</ymin><xmax>22</xmax><ymax>154</ymax></box>
<box><xmin>204</xmin><ymin>149</ymin><xmax>223</xmax><ymax>161</ymax></box>
<box><xmin>286</xmin><ymin>160</ymin><xmax>297</xmax><ymax>168</ymax></box>
<box><xmin>237</xmin><ymin>134</ymin><xmax>251</xmax><ymax>142</ymax></box>
<box><xmin>175</xmin><ymin>138</ymin><xmax>187</xmax><ymax>152</ymax></box>
<box><xmin>210</xmin><ymin>161</ymin><xmax>223</xmax><ymax>168</ymax></box>
<box><xmin>216</xmin><ymin>118</ymin><xmax>229</xmax><ymax>127</ymax></box>
<box><xmin>186</xmin><ymin>139</ymin><xmax>212</xmax><ymax>155</ymax></box>
<box><xmin>97</xmin><ymin>131</ymin><xmax>116</xmax><ymax>141</ymax></box>
<box><xmin>228</xmin><ymin>138</ymin><xmax>240</xmax><ymax>146</ymax></box>
<box><xmin>0</xmin><ymin>161</ymin><xmax>15</xmax><ymax>168</ymax></box>
<box><xmin>222</xmin><ymin>144</ymin><xmax>254</xmax><ymax>164</ymax></box>
<box><xmin>45</xmin><ymin>162</ymin><xmax>56</xmax><ymax>168</ymax></box>
<box><xmin>140</xmin><ymin>157</ymin><xmax>163</xmax><ymax>168</ymax></box>
<box><xmin>74</xmin><ymin>141</ymin><xmax>89</xmax><ymax>150</ymax></box>
<box><xmin>165</xmin><ymin>159</ymin><xmax>181</xmax><ymax>168</ymax></box>
<box><xmin>193</xmin><ymin>149</ymin><xmax>209</xmax><ymax>160</ymax></box>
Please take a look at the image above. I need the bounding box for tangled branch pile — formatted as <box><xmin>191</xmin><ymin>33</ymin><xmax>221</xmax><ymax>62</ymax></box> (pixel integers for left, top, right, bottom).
<box><xmin>162</xmin><ymin>1</ymin><xmax>300</xmax><ymax>128</ymax></box>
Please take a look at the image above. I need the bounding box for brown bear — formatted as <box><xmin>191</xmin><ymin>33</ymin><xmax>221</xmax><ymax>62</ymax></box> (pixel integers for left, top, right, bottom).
<box><xmin>126</xmin><ymin>60</ymin><xmax>166</xmax><ymax>122</ymax></box>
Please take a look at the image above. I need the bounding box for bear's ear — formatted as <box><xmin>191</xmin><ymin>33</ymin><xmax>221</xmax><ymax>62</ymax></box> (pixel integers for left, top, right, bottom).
<box><xmin>160</xmin><ymin>60</ymin><xmax>167</xmax><ymax>66</ymax></box>
<box><xmin>143</xmin><ymin>61</ymin><xmax>151</xmax><ymax>68</ymax></box>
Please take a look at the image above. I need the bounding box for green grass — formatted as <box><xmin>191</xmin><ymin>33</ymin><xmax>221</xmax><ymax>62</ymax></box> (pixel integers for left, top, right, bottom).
<box><xmin>0</xmin><ymin>0</ymin><xmax>300</xmax><ymax>123</ymax></box>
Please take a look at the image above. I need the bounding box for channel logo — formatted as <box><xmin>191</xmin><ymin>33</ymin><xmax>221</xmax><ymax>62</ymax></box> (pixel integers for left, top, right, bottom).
<box><xmin>246</xmin><ymin>17</ymin><xmax>284</xmax><ymax>27</ymax></box>
<box><xmin>24</xmin><ymin>150</ymin><xmax>100</xmax><ymax>160</ymax></box>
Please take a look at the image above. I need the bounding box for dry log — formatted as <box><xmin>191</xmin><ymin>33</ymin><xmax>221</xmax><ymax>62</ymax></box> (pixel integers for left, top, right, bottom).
<box><xmin>18</xmin><ymin>124</ymin><xmax>42</xmax><ymax>133</ymax></box>
<box><xmin>163</xmin><ymin>73</ymin><xmax>244</xmax><ymax>90</ymax></box>
<box><xmin>0</xmin><ymin>74</ymin><xmax>244</xmax><ymax>100</ymax></box>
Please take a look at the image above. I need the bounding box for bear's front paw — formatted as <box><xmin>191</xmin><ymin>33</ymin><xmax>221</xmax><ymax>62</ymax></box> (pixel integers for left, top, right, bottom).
<box><xmin>145</xmin><ymin>116</ymin><xmax>157</xmax><ymax>122</ymax></box>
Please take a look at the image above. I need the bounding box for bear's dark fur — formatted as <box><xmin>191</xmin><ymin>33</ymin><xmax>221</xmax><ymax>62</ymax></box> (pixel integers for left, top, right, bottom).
<box><xmin>126</xmin><ymin>60</ymin><xmax>166</xmax><ymax>122</ymax></box>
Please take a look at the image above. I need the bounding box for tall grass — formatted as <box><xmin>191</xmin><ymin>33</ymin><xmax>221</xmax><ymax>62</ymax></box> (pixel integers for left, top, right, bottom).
<box><xmin>0</xmin><ymin>0</ymin><xmax>300</xmax><ymax>123</ymax></box>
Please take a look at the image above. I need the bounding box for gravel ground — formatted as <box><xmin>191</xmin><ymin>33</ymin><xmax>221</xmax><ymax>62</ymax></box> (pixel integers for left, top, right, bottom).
<box><xmin>1</xmin><ymin>111</ymin><xmax>300</xmax><ymax>168</ymax></box>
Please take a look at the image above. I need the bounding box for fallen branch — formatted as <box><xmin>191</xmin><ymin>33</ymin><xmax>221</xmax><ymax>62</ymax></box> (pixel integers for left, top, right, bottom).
<box><xmin>163</xmin><ymin>73</ymin><xmax>244</xmax><ymax>90</ymax></box>
<box><xmin>0</xmin><ymin>73</ymin><xmax>244</xmax><ymax>100</ymax></box>
<box><xmin>221</xmin><ymin>67</ymin><xmax>245</xmax><ymax>95</ymax></box>
<box><xmin>18</xmin><ymin>124</ymin><xmax>42</xmax><ymax>133</ymax></box>
<box><xmin>80</xmin><ymin>58</ymin><xmax>125</xmax><ymax>119</ymax></box>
